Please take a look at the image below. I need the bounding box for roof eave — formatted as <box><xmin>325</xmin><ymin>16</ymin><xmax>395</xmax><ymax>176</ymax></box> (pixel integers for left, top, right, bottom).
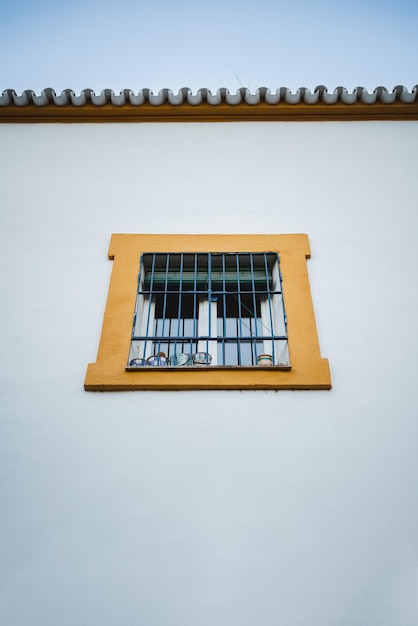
<box><xmin>1</xmin><ymin>101</ymin><xmax>418</xmax><ymax>123</ymax></box>
<box><xmin>1</xmin><ymin>86</ymin><xmax>417</xmax><ymax>123</ymax></box>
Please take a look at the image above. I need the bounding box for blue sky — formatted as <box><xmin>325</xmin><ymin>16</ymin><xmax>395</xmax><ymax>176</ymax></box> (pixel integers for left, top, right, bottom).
<box><xmin>1</xmin><ymin>0</ymin><xmax>417</xmax><ymax>94</ymax></box>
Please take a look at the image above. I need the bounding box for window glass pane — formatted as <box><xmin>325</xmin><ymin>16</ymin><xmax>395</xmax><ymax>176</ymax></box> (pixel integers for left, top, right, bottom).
<box><xmin>240</xmin><ymin>341</ymin><xmax>253</xmax><ymax>365</ymax></box>
<box><xmin>224</xmin><ymin>341</ymin><xmax>238</xmax><ymax>366</ymax></box>
<box><xmin>183</xmin><ymin>317</ymin><xmax>194</xmax><ymax>338</ymax></box>
<box><xmin>224</xmin><ymin>316</ymin><xmax>237</xmax><ymax>338</ymax></box>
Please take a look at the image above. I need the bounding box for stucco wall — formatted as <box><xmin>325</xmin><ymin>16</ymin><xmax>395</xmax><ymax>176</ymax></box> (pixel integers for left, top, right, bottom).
<box><xmin>1</xmin><ymin>121</ymin><xmax>417</xmax><ymax>626</ymax></box>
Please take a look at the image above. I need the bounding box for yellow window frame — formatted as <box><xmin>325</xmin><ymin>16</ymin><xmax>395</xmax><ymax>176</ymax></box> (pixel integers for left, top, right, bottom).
<box><xmin>84</xmin><ymin>234</ymin><xmax>331</xmax><ymax>390</ymax></box>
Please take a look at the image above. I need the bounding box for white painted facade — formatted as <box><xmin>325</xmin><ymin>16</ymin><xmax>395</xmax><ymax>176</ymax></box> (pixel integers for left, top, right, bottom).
<box><xmin>1</xmin><ymin>120</ymin><xmax>418</xmax><ymax>625</ymax></box>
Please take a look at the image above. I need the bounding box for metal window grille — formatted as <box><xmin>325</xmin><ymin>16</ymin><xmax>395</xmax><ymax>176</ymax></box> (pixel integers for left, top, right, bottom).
<box><xmin>129</xmin><ymin>252</ymin><xmax>289</xmax><ymax>367</ymax></box>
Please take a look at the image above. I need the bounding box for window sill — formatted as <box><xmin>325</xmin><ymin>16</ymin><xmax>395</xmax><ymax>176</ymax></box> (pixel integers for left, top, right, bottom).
<box><xmin>125</xmin><ymin>365</ymin><xmax>292</xmax><ymax>371</ymax></box>
<box><xmin>86</xmin><ymin>357</ymin><xmax>329</xmax><ymax>390</ymax></box>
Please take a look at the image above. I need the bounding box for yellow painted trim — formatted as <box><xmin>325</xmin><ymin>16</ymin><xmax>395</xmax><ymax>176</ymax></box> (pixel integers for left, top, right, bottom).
<box><xmin>1</xmin><ymin>101</ymin><xmax>417</xmax><ymax>123</ymax></box>
<box><xmin>84</xmin><ymin>234</ymin><xmax>331</xmax><ymax>391</ymax></box>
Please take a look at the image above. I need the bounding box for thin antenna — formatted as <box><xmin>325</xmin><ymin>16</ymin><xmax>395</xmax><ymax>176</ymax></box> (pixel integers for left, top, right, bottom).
<box><xmin>235</xmin><ymin>73</ymin><xmax>244</xmax><ymax>88</ymax></box>
<box><xmin>235</xmin><ymin>74</ymin><xmax>252</xmax><ymax>93</ymax></box>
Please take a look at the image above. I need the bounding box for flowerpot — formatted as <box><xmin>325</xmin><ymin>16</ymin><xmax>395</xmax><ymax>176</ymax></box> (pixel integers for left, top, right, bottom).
<box><xmin>129</xmin><ymin>358</ymin><xmax>147</xmax><ymax>367</ymax></box>
<box><xmin>169</xmin><ymin>353</ymin><xmax>190</xmax><ymax>367</ymax></box>
<box><xmin>192</xmin><ymin>352</ymin><xmax>212</xmax><ymax>367</ymax></box>
<box><xmin>147</xmin><ymin>353</ymin><xmax>168</xmax><ymax>366</ymax></box>
<box><xmin>257</xmin><ymin>354</ymin><xmax>273</xmax><ymax>366</ymax></box>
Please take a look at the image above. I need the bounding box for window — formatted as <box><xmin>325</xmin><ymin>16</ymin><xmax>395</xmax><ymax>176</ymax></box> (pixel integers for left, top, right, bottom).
<box><xmin>84</xmin><ymin>234</ymin><xmax>331</xmax><ymax>390</ymax></box>
<box><xmin>128</xmin><ymin>252</ymin><xmax>290</xmax><ymax>368</ymax></box>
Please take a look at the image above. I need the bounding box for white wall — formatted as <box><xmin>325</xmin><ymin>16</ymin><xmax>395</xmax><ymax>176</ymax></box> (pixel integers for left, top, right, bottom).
<box><xmin>1</xmin><ymin>121</ymin><xmax>417</xmax><ymax>626</ymax></box>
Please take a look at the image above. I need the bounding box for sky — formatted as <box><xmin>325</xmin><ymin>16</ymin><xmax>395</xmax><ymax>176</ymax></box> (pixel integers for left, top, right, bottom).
<box><xmin>0</xmin><ymin>0</ymin><xmax>417</xmax><ymax>96</ymax></box>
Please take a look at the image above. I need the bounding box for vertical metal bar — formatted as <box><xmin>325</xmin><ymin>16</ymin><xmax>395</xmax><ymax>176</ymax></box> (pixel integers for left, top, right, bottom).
<box><xmin>207</xmin><ymin>253</ymin><xmax>211</xmax><ymax>364</ymax></box>
<box><xmin>249</xmin><ymin>253</ymin><xmax>259</xmax><ymax>365</ymax></box>
<box><xmin>222</xmin><ymin>253</ymin><xmax>226</xmax><ymax>365</ymax></box>
<box><xmin>263</xmin><ymin>253</ymin><xmax>275</xmax><ymax>364</ymax></box>
<box><xmin>192</xmin><ymin>253</ymin><xmax>197</xmax><ymax>359</ymax></box>
<box><xmin>158</xmin><ymin>253</ymin><xmax>170</xmax><ymax>360</ymax></box>
<box><xmin>144</xmin><ymin>253</ymin><xmax>156</xmax><ymax>360</ymax></box>
<box><xmin>182</xmin><ymin>316</ymin><xmax>185</xmax><ymax>354</ymax></box>
<box><xmin>277</xmin><ymin>252</ymin><xmax>288</xmax><ymax>366</ymax></box>
<box><xmin>236</xmin><ymin>253</ymin><xmax>242</xmax><ymax>365</ymax></box>
<box><xmin>175</xmin><ymin>253</ymin><xmax>184</xmax><ymax>359</ymax></box>
<box><xmin>277</xmin><ymin>253</ymin><xmax>287</xmax><ymax>329</ymax></box>
<box><xmin>168</xmin><ymin>317</ymin><xmax>171</xmax><ymax>357</ymax></box>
